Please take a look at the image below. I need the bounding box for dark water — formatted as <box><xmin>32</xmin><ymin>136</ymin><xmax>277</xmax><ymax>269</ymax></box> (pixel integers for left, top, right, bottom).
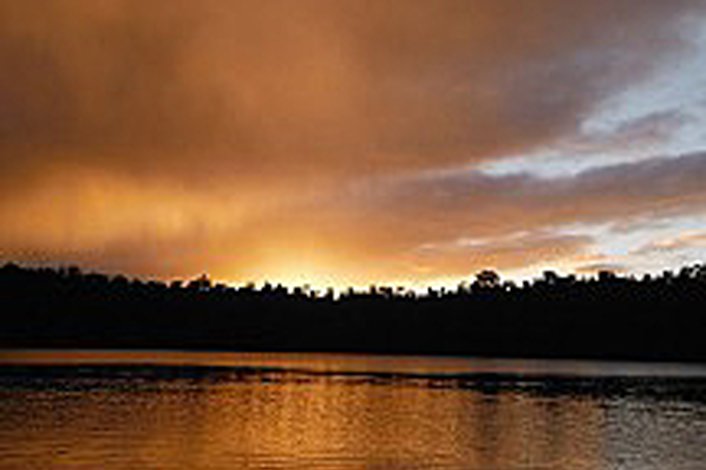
<box><xmin>1</xmin><ymin>351</ymin><xmax>705</xmax><ymax>469</ymax></box>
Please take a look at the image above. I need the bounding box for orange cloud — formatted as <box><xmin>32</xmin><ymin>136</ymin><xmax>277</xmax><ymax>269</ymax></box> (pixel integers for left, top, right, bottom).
<box><xmin>1</xmin><ymin>1</ymin><xmax>705</xmax><ymax>286</ymax></box>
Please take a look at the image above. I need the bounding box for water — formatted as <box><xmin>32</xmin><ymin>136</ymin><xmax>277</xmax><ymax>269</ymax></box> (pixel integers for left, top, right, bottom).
<box><xmin>1</xmin><ymin>351</ymin><xmax>705</xmax><ymax>469</ymax></box>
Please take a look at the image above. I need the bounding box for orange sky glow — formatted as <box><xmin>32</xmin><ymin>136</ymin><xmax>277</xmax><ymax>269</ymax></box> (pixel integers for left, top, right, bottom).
<box><xmin>2</xmin><ymin>1</ymin><xmax>706</xmax><ymax>289</ymax></box>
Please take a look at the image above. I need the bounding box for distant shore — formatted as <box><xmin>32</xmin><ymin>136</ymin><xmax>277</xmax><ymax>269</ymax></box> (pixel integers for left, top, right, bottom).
<box><xmin>2</xmin><ymin>262</ymin><xmax>706</xmax><ymax>363</ymax></box>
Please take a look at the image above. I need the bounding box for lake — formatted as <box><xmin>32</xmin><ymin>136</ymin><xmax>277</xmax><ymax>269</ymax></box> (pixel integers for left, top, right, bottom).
<box><xmin>1</xmin><ymin>350</ymin><xmax>705</xmax><ymax>469</ymax></box>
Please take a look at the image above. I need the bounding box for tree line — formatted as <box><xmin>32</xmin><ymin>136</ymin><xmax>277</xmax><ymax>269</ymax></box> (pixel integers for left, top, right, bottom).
<box><xmin>1</xmin><ymin>262</ymin><xmax>705</xmax><ymax>361</ymax></box>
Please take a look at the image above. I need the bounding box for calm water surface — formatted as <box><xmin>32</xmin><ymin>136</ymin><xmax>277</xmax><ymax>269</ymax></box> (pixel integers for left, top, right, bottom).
<box><xmin>1</xmin><ymin>350</ymin><xmax>705</xmax><ymax>469</ymax></box>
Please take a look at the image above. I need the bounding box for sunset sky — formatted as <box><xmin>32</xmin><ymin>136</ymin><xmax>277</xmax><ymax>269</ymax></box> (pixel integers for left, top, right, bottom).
<box><xmin>2</xmin><ymin>0</ymin><xmax>706</xmax><ymax>289</ymax></box>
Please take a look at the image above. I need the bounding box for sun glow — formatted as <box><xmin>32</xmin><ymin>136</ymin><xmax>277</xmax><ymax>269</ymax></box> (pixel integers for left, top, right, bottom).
<box><xmin>228</xmin><ymin>246</ymin><xmax>352</xmax><ymax>291</ymax></box>
<box><xmin>260</xmin><ymin>263</ymin><xmax>340</xmax><ymax>291</ymax></box>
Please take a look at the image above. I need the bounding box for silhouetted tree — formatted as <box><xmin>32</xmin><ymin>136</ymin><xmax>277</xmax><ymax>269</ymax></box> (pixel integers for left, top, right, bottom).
<box><xmin>473</xmin><ymin>270</ymin><xmax>500</xmax><ymax>290</ymax></box>
<box><xmin>1</xmin><ymin>261</ymin><xmax>705</xmax><ymax>361</ymax></box>
<box><xmin>188</xmin><ymin>274</ymin><xmax>211</xmax><ymax>292</ymax></box>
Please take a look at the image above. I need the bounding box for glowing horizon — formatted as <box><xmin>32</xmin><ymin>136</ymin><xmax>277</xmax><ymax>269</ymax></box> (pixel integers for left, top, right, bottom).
<box><xmin>2</xmin><ymin>1</ymin><xmax>706</xmax><ymax>288</ymax></box>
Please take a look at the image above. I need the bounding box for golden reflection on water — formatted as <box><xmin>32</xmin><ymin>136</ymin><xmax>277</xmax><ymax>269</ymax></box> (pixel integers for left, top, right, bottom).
<box><xmin>0</xmin><ymin>352</ymin><xmax>705</xmax><ymax>469</ymax></box>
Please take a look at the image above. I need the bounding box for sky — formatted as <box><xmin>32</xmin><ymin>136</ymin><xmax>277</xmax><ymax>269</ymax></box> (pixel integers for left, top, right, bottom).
<box><xmin>2</xmin><ymin>0</ymin><xmax>706</xmax><ymax>289</ymax></box>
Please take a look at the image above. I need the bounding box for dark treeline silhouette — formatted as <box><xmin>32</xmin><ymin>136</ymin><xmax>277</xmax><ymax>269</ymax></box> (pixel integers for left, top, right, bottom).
<box><xmin>1</xmin><ymin>262</ymin><xmax>705</xmax><ymax>362</ymax></box>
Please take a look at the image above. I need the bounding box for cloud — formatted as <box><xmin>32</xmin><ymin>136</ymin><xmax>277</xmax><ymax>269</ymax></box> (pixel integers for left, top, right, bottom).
<box><xmin>347</xmin><ymin>151</ymin><xmax>706</xmax><ymax>247</ymax></box>
<box><xmin>1</xmin><ymin>1</ymin><xmax>706</xmax><ymax>285</ymax></box>
<box><xmin>3</xmin><ymin>151</ymin><xmax>706</xmax><ymax>284</ymax></box>
<box><xmin>633</xmin><ymin>230</ymin><xmax>706</xmax><ymax>254</ymax></box>
<box><xmin>477</xmin><ymin>107</ymin><xmax>700</xmax><ymax>178</ymax></box>
<box><xmin>575</xmin><ymin>263</ymin><xmax>629</xmax><ymax>275</ymax></box>
<box><xmin>1</xmin><ymin>1</ymin><xmax>703</xmax><ymax>189</ymax></box>
<box><xmin>408</xmin><ymin>232</ymin><xmax>592</xmax><ymax>279</ymax></box>
<box><xmin>567</xmin><ymin>109</ymin><xmax>695</xmax><ymax>155</ymax></box>
<box><xmin>1</xmin><ymin>150</ymin><xmax>705</xmax><ymax>285</ymax></box>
